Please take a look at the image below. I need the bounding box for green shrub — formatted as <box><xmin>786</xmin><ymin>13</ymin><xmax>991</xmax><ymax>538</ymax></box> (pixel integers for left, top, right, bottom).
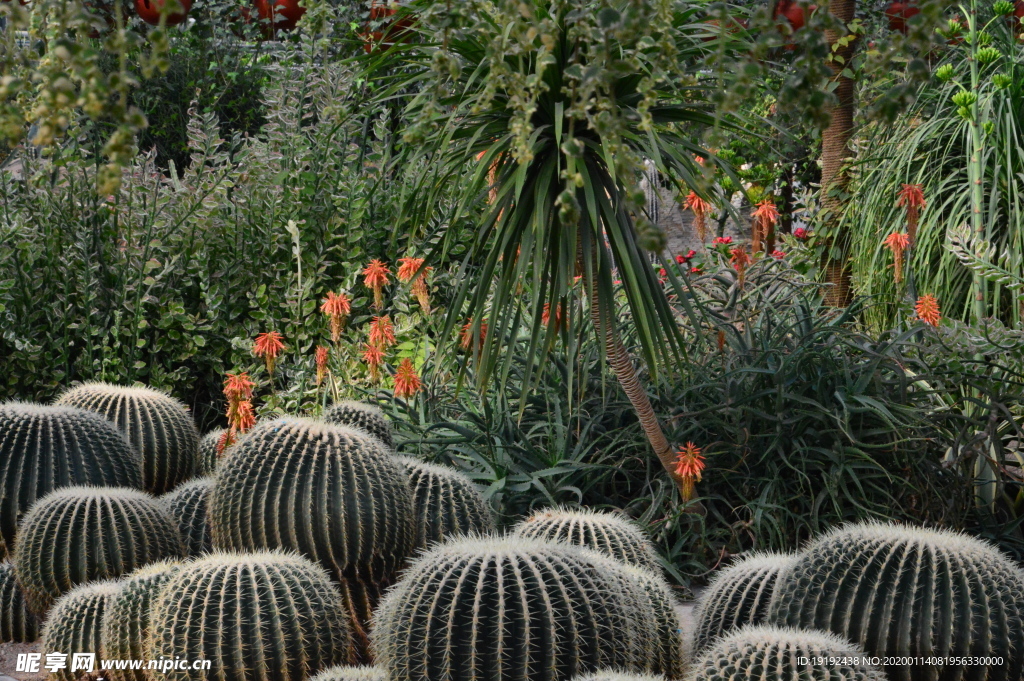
<box><xmin>0</xmin><ymin>561</ymin><xmax>38</xmax><ymax>642</ymax></box>
<box><xmin>41</xmin><ymin>581</ymin><xmax>120</xmax><ymax>681</ymax></box>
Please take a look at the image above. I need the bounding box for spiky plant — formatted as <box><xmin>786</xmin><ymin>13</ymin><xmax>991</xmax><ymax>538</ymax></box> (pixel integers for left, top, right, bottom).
<box><xmin>310</xmin><ymin>667</ymin><xmax>386</xmax><ymax>681</ymax></box>
<box><xmin>196</xmin><ymin>429</ymin><xmax>225</xmax><ymax>475</ymax></box>
<box><xmin>512</xmin><ymin>507</ymin><xmax>660</xmax><ymax>571</ymax></box>
<box><xmin>767</xmin><ymin>522</ymin><xmax>1024</xmax><ymax>681</ymax></box>
<box><xmin>0</xmin><ymin>402</ymin><xmax>143</xmax><ymax>558</ymax></box>
<box><xmin>322</xmin><ymin>401</ymin><xmax>395</xmax><ymax>450</ymax></box>
<box><xmin>691</xmin><ymin>552</ymin><xmax>794</xmax><ymax>654</ymax></box>
<box><xmin>615</xmin><ymin>563</ymin><xmax>684</xmax><ymax>679</ymax></box>
<box><xmin>162</xmin><ymin>477</ymin><xmax>213</xmax><ymax>556</ymax></box>
<box><xmin>572</xmin><ymin>674</ymin><xmax>668</xmax><ymax>681</ymax></box>
<box><xmin>41</xmin><ymin>580</ymin><xmax>120</xmax><ymax>681</ymax></box>
<box><xmin>13</xmin><ymin>486</ymin><xmax>184</xmax><ymax>615</ymax></box>
<box><xmin>0</xmin><ymin>561</ymin><xmax>38</xmax><ymax>642</ymax></box>
<box><xmin>396</xmin><ymin>456</ymin><xmax>495</xmax><ymax>547</ymax></box>
<box><xmin>146</xmin><ymin>550</ymin><xmax>353</xmax><ymax>681</ymax></box>
<box><xmin>56</xmin><ymin>383</ymin><xmax>200</xmax><ymax>495</ymax></box>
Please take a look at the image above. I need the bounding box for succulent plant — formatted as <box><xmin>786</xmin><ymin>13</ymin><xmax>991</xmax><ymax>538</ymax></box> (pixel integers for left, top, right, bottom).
<box><xmin>571</xmin><ymin>674</ymin><xmax>667</xmax><ymax>681</ymax></box>
<box><xmin>56</xmin><ymin>383</ymin><xmax>200</xmax><ymax>495</ymax></box>
<box><xmin>396</xmin><ymin>456</ymin><xmax>495</xmax><ymax>547</ymax></box>
<box><xmin>322</xmin><ymin>401</ymin><xmax>394</xmax><ymax>450</ymax></box>
<box><xmin>512</xmin><ymin>507</ymin><xmax>660</xmax><ymax>571</ymax></box>
<box><xmin>13</xmin><ymin>486</ymin><xmax>184</xmax><ymax>615</ymax></box>
<box><xmin>162</xmin><ymin>477</ymin><xmax>212</xmax><ymax>556</ymax></box>
<box><xmin>195</xmin><ymin>429</ymin><xmax>224</xmax><ymax>475</ymax></box>
<box><xmin>768</xmin><ymin>522</ymin><xmax>1024</xmax><ymax>681</ymax></box>
<box><xmin>310</xmin><ymin>667</ymin><xmax>386</xmax><ymax>681</ymax></box>
<box><xmin>687</xmin><ymin>625</ymin><xmax>887</xmax><ymax>681</ymax></box>
<box><xmin>0</xmin><ymin>402</ymin><xmax>143</xmax><ymax>558</ymax></box>
<box><xmin>372</xmin><ymin>536</ymin><xmax>676</xmax><ymax>681</ymax></box>
<box><xmin>147</xmin><ymin>550</ymin><xmax>353</xmax><ymax>681</ymax></box>
<box><xmin>41</xmin><ymin>580</ymin><xmax>120</xmax><ymax>681</ymax></box>
<box><xmin>0</xmin><ymin>561</ymin><xmax>38</xmax><ymax>642</ymax></box>
<box><xmin>691</xmin><ymin>552</ymin><xmax>793</xmax><ymax>654</ymax></box>
<box><xmin>616</xmin><ymin>564</ymin><xmax>684</xmax><ymax>679</ymax></box>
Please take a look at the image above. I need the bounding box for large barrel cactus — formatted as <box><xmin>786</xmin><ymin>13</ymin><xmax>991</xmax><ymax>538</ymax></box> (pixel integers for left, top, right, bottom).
<box><xmin>512</xmin><ymin>507</ymin><xmax>660</xmax><ymax>571</ymax></box>
<box><xmin>322</xmin><ymin>401</ymin><xmax>394</xmax><ymax>450</ymax></box>
<box><xmin>57</xmin><ymin>383</ymin><xmax>199</xmax><ymax>495</ymax></box>
<box><xmin>147</xmin><ymin>550</ymin><xmax>353</xmax><ymax>681</ymax></box>
<box><xmin>310</xmin><ymin>668</ymin><xmax>386</xmax><ymax>681</ymax></box>
<box><xmin>617</xmin><ymin>564</ymin><xmax>684</xmax><ymax>679</ymax></box>
<box><xmin>13</xmin><ymin>486</ymin><xmax>183</xmax><ymax>615</ymax></box>
<box><xmin>100</xmin><ymin>559</ymin><xmax>183</xmax><ymax>681</ymax></box>
<box><xmin>572</xmin><ymin>674</ymin><xmax>667</xmax><ymax>681</ymax></box>
<box><xmin>691</xmin><ymin>552</ymin><xmax>793</xmax><ymax>654</ymax></box>
<box><xmin>372</xmin><ymin>536</ymin><xmax>675</xmax><ymax>681</ymax></box>
<box><xmin>768</xmin><ymin>522</ymin><xmax>1024</xmax><ymax>681</ymax></box>
<box><xmin>0</xmin><ymin>561</ymin><xmax>38</xmax><ymax>642</ymax></box>
<box><xmin>162</xmin><ymin>477</ymin><xmax>212</xmax><ymax>556</ymax></box>
<box><xmin>0</xmin><ymin>402</ymin><xmax>142</xmax><ymax>558</ymax></box>
<box><xmin>195</xmin><ymin>428</ymin><xmax>224</xmax><ymax>475</ymax></box>
<box><xmin>397</xmin><ymin>456</ymin><xmax>495</xmax><ymax>547</ymax></box>
<box><xmin>210</xmin><ymin>418</ymin><xmax>415</xmax><ymax>647</ymax></box>
<box><xmin>41</xmin><ymin>580</ymin><xmax>120</xmax><ymax>681</ymax></box>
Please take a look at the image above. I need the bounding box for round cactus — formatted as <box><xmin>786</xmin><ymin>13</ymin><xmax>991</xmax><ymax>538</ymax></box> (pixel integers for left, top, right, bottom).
<box><xmin>195</xmin><ymin>428</ymin><xmax>224</xmax><ymax>475</ymax></box>
<box><xmin>396</xmin><ymin>456</ymin><xmax>495</xmax><ymax>547</ymax></box>
<box><xmin>56</xmin><ymin>382</ymin><xmax>199</xmax><ymax>495</ymax></box>
<box><xmin>322</xmin><ymin>401</ymin><xmax>394</xmax><ymax>450</ymax></box>
<box><xmin>372</xmin><ymin>536</ymin><xmax>675</xmax><ymax>681</ymax></box>
<box><xmin>41</xmin><ymin>580</ymin><xmax>120</xmax><ymax>681</ymax></box>
<box><xmin>310</xmin><ymin>667</ymin><xmax>386</xmax><ymax>681</ymax></box>
<box><xmin>686</xmin><ymin>625</ymin><xmax>887</xmax><ymax>681</ymax></box>
<box><xmin>571</xmin><ymin>674</ymin><xmax>667</xmax><ymax>681</ymax></box>
<box><xmin>147</xmin><ymin>550</ymin><xmax>353</xmax><ymax>681</ymax></box>
<box><xmin>0</xmin><ymin>402</ymin><xmax>142</xmax><ymax>557</ymax></box>
<box><xmin>691</xmin><ymin>551</ymin><xmax>793</xmax><ymax>654</ymax></box>
<box><xmin>13</xmin><ymin>486</ymin><xmax>184</xmax><ymax>615</ymax></box>
<box><xmin>512</xmin><ymin>507</ymin><xmax>660</xmax><ymax>571</ymax></box>
<box><xmin>162</xmin><ymin>477</ymin><xmax>212</xmax><ymax>556</ymax></box>
<box><xmin>0</xmin><ymin>561</ymin><xmax>38</xmax><ymax>642</ymax></box>
<box><xmin>616</xmin><ymin>564</ymin><xmax>684</xmax><ymax>679</ymax></box>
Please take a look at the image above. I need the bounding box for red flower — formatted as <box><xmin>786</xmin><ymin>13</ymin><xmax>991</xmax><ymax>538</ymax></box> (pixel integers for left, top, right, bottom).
<box><xmin>216</xmin><ymin>429</ymin><xmax>233</xmax><ymax>455</ymax></box>
<box><xmin>460</xmin><ymin>319</ymin><xmax>488</xmax><ymax>351</ymax></box>
<box><xmin>690</xmin><ymin>266</ymin><xmax>703</xmax><ymax>274</ymax></box>
<box><xmin>896</xmin><ymin>183</ymin><xmax>926</xmax><ymax>244</ymax></box>
<box><xmin>915</xmin><ymin>295</ymin><xmax>941</xmax><ymax>327</ymax></box>
<box><xmin>883</xmin><ymin>232</ymin><xmax>911</xmax><ymax>284</ymax></box>
<box><xmin>684</xmin><ymin>191</ymin><xmax>713</xmax><ymax>242</ymax></box>
<box><xmin>315</xmin><ymin>346</ymin><xmax>329</xmax><ymax>386</ymax></box>
<box><xmin>253</xmin><ymin>332</ymin><xmax>285</xmax><ymax>375</ymax></box>
<box><xmin>223</xmin><ymin>372</ymin><xmax>255</xmax><ymax>402</ymax></box>
<box><xmin>793</xmin><ymin>227</ymin><xmax>809</xmax><ymax>240</ymax></box>
<box><xmin>675</xmin><ymin>254</ymin><xmax>686</xmax><ymax>264</ymax></box>
<box><xmin>541</xmin><ymin>302</ymin><xmax>565</xmax><ymax>330</ymax></box>
<box><xmin>321</xmin><ymin>291</ymin><xmax>351</xmax><ymax>342</ymax></box>
<box><xmin>362</xmin><ymin>260</ymin><xmax>391</xmax><ymax>310</ymax></box>
<box><xmin>771</xmin><ymin>249</ymin><xmax>785</xmax><ymax>260</ymax></box>
<box><xmin>392</xmin><ymin>357</ymin><xmax>422</xmax><ymax>399</ymax></box>
<box><xmin>751</xmin><ymin>200</ymin><xmax>780</xmax><ymax>253</ymax></box>
<box><xmin>659</xmin><ymin>268</ymin><xmax>668</xmax><ymax>278</ymax></box>
<box><xmin>362</xmin><ymin>343</ymin><xmax>385</xmax><ymax>382</ymax></box>
<box><xmin>369</xmin><ymin>315</ymin><xmax>396</xmax><ymax>349</ymax></box>
<box><xmin>232</xmin><ymin>399</ymin><xmax>256</xmax><ymax>432</ymax></box>
<box><xmin>729</xmin><ymin>247</ymin><xmax>753</xmax><ymax>286</ymax></box>
<box><xmin>397</xmin><ymin>256</ymin><xmax>432</xmax><ymax>313</ymax></box>
<box><xmin>674</xmin><ymin>442</ymin><xmax>706</xmax><ymax>502</ymax></box>
<box><xmin>712</xmin><ymin>236</ymin><xmax>733</xmax><ymax>246</ymax></box>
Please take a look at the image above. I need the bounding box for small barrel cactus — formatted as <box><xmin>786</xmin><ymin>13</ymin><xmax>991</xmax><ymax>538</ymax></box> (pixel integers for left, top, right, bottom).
<box><xmin>13</xmin><ymin>486</ymin><xmax>184</xmax><ymax>615</ymax></box>
<box><xmin>686</xmin><ymin>625</ymin><xmax>887</xmax><ymax>681</ymax></box>
<box><xmin>767</xmin><ymin>522</ymin><xmax>1024</xmax><ymax>681</ymax></box>
<box><xmin>57</xmin><ymin>382</ymin><xmax>199</xmax><ymax>495</ymax></box>
<box><xmin>41</xmin><ymin>580</ymin><xmax>121</xmax><ymax>681</ymax></box>
<box><xmin>372</xmin><ymin>536</ymin><xmax>673</xmax><ymax>681</ymax></box>
<box><xmin>571</xmin><ymin>674</ymin><xmax>668</xmax><ymax>681</ymax></box>
<box><xmin>147</xmin><ymin>550</ymin><xmax>353</xmax><ymax>680</ymax></box>
<box><xmin>0</xmin><ymin>402</ymin><xmax>142</xmax><ymax>557</ymax></box>
<box><xmin>322</xmin><ymin>401</ymin><xmax>394</xmax><ymax>450</ymax></box>
<box><xmin>512</xmin><ymin>507</ymin><xmax>660</xmax><ymax>571</ymax></box>
<box><xmin>162</xmin><ymin>477</ymin><xmax>213</xmax><ymax>556</ymax></box>
<box><xmin>616</xmin><ymin>564</ymin><xmax>684</xmax><ymax>679</ymax></box>
<box><xmin>310</xmin><ymin>667</ymin><xmax>386</xmax><ymax>681</ymax></box>
<box><xmin>0</xmin><ymin>561</ymin><xmax>38</xmax><ymax>642</ymax></box>
<box><xmin>100</xmin><ymin>559</ymin><xmax>183</xmax><ymax>681</ymax></box>
<box><xmin>397</xmin><ymin>456</ymin><xmax>495</xmax><ymax>547</ymax></box>
<box><xmin>195</xmin><ymin>428</ymin><xmax>224</xmax><ymax>475</ymax></box>
<box><xmin>691</xmin><ymin>552</ymin><xmax>793</xmax><ymax>654</ymax></box>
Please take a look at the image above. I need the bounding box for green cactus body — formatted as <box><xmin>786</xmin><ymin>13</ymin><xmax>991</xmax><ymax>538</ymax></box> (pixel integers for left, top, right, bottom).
<box><xmin>56</xmin><ymin>383</ymin><xmax>199</xmax><ymax>495</ymax></box>
<box><xmin>195</xmin><ymin>429</ymin><xmax>224</xmax><ymax>475</ymax></box>
<box><xmin>13</xmin><ymin>486</ymin><xmax>184</xmax><ymax>616</ymax></box>
<box><xmin>310</xmin><ymin>667</ymin><xmax>386</xmax><ymax>681</ymax></box>
<box><xmin>767</xmin><ymin>522</ymin><xmax>1024</xmax><ymax>681</ymax></box>
<box><xmin>512</xmin><ymin>508</ymin><xmax>660</xmax><ymax>572</ymax></box>
<box><xmin>571</xmin><ymin>674</ymin><xmax>668</xmax><ymax>681</ymax></box>
<box><xmin>41</xmin><ymin>580</ymin><xmax>120</xmax><ymax>681</ymax></box>
<box><xmin>372</xmin><ymin>536</ymin><xmax>674</xmax><ymax>681</ymax></box>
<box><xmin>146</xmin><ymin>550</ymin><xmax>353</xmax><ymax>681</ymax></box>
<box><xmin>691</xmin><ymin>552</ymin><xmax>793</xmax><ymax>654</ymax></box>
<box><xmin>0</xmin><ymin>402</ymin><xmax>143</xmax><ymax>558</ymax></box>
<box><xmin>687</xmin><ymin>625</ymin><xmax>887</xmax><ymax>681</ymax></box>
<box><xmin>162</xmin><ymin>477</ymin><xmax>212</xmax><ymax>556</ymax></box>
<box><xmin>396</xmin><ymin>456</ymin><xmax>495</xmax><ymax>547</ymax></box>
<box><xmin>322</xmin><ymin>401</ymin><xmax>394</xmax><ymax>450</ymax></box>
<box><xmin>616</xmin><ymin>564</ymin><xmax>684</xmax><ymax>679</ymax></box>
<box><xmin>0</xmin><ymin>561</ymin><xmax>38</xmax><ymax>642</ymax></box>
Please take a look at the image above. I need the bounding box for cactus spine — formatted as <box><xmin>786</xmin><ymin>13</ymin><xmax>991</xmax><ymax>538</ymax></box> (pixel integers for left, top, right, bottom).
<box><xmin>146</xmin><ymin>550</ymin><xmax>353</xmax><ymax>681</ymax></box>
<box><xmin>767</xmin><ymin>522</ymin><xmax>1024</xmax><ymax>681</ymax></box>
<box><xmin>0</xmin><ymin>561</ymin><xmax>38</xmax><ymax>642</ymax></box>
<box><xmin>322</xmin><ymin>401</ymin><xmax>394</xmax><ymax>450</ymax></box>
<box><xmin>512</xmin><ymin>508</ymin><xmax>661</xmax><ymax>571</ymax></box>
<box><xmin>310</xmin><ymin>667</ymin><xmax>386</xmax><ymax>681</ymax></box>
<box><xmin>13</xmin><ymin>486</ymin><xmax>184</xmax><ymax>615</ymax></box>
<box><xmin>397</xmin><ymin>456</ymin><xmax>495</xmax><ymax>547</ymax></box>
<box><xmin>616</xmin><ymin>564</ymin><xmax>685</xmax><ymax>679</ymax></box>
<box><xmin>162</xmin><ymin>477</ymin><xmax>213</xmax><ymax>556</ymax></box>
<box><xmin>57</xmin><ymin>383</ymin><xmax>199</xmax><ymax>495</ymax></box>
<box><xmin>0</xmin><ymin>402</ymin><xmax>142</xmax><ymax>558</ymax></box>
<box><xmin>196</xmin><ymin>429</ymin><xmax>224</xmax><ymax>475</ymax></box>
<box><xmin>571</xmin><ymin>674</ymin><xmax>668</xmax><ymax>681</ymax></box>
<box><xmin>41</xmin><ymin>580</ymin><xmax>120</xmax><ymax>681</ymax></box>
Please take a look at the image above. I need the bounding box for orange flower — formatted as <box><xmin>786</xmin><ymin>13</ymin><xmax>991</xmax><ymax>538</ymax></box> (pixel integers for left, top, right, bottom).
<box><xmin>896</xmin><ymin>184</ymin><xmax>926</xmax><ymax>244</ymax></box>
<box><xmin>216</xmin><ymin>429</ymin><xmax>234</xmax><ymax>455</ymax></box>
<box><xmin>253</xmin><ymin>331</ymin><xmax>285</xmax><ymax>375</ymax></box>
<box><xmin>541</xmin><ymin>302</ymin><xmax>565</xmax><ymax>331</ymax></box>
<box><xmin>460</xmin><ymin>318</ymin><xmax>488</xmax><ymax>351</ymax></box>
<box><xmin>369</xmin><ymin>315</ymin><xmax>396</xmax><ymax>349</ymax></box>
<box><xmin>674</xmin><ymin>442</ymin><xmax>706</xmax><ymax>502</ymax></box>
<box><xmin>321</xmin><ymin>291</ymin><xmax>351</xmax><ymax>342</ymax></box>
<box><xmin>392</xmin><ymin>357</ymin><xmax>422</xmax><ymax>399</ymax></box>
<box><xmin>362</xmin><ymin>343</ymin><xmax>385</xmax><ymax>382</ymax></box>
<box><xmin>315</xmin><ymin>345</ymin><xmax>329</xmax><ymax>386</ymax></box>
<box><xmin>223</xmin><ymin>372</ymin><xmax>255</xmax><ymax>403</ymax></box>
<box><xmin>232</xmin><ymin>399</ymin><xmax>256</xmax><ymax>432</ymax></box>
<box><xmin>684</xmin><ymin>191</ymin><xmax>713</xmax><ymax>242</ymax></box>
<box><xmin>751</xmin><ymin>200</ymin><xmax>780</xmax><ymax>253</ymax></box>
<box><xmin>883</xmin><ymin>232</ymin><xmax>911</xmax><ymax>284</ymax></box>
<box><xmin>915</xmin><ymin>294</ymin><xmax>941</xmax><ymax>327</ymax></box>
<box><xmin>729</xmin><ymin>247</ymin><xmax>752</xmax><ymax>287</ymax></box>
<box><xmin>397</xmin><ymin>257</ymin><xmax>432</xmax><ymax>314</ymax></box>
<box><xmin>363</xmin><ymin>260</ymin><xmax>391</xmax><ymax>310</ymax></box>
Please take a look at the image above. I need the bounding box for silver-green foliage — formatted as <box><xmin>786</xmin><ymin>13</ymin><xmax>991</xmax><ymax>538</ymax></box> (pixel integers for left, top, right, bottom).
<box><xmin>13</xmin><ymin>486</ymin><xmax>184</xmax><ymax>615</ymax></box>
<box><xmin>397</xmin><ymin>456</ymin><xmax>495</xmax><ymax>547</ymax></box>
<box><xmin>57</xmin><ymin>383</ymin><xmax>199</xmax><ymax>495</ymax></box>
<box><xmin>41</xmin><ymin>580</ymin><xmax>120</xmax><ymax>681</ymax></box>
<box><xmin>0</xmin><ymin>561</ymin><xmax>38</xmax><ymax>642</ymax></box>
<box><xmin>163</xmin><ymin>477</ymin><xmax>212</xmax><ymax>556</ymax></box>
<box><xmin>147</xmin><ymin>550</ymin><xmax>353</xmax><ymax>681</ymax></box>
<box><xmin>512</xmin><ymin>508</ymin><xmax>660</xmax><ymax>571</ymax></box>
<box><xmin>310</xmin><ymin>667</ymin><xmax>386</xmax><ymax>681</ymax></box>
<box><xmin>0</xmin><ymin>402</ymin><xmax>142</xmax><ymax>558</ymax></box>
<box><xmin>322</xmin><ymin>401</ymin><xmax>394</xmax><ymax>450</ymax></box>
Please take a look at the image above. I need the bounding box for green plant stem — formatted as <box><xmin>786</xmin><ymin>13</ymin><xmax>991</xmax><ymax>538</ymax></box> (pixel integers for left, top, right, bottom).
<box><xmin>967</xmin><ymin>1</ymin><xmax>986</xmax><ymax>323</ymax></box>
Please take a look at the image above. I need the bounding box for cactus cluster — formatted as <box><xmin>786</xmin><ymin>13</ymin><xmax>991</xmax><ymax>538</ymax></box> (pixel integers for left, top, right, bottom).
<box><xmin>41</xmin><ymin>580</ymin><xmax>120</xmax><ymax>681</ymax></box>
<box><xmin>397</xmin><ymin>456</ymin><xmax>495</xmax><ymax>547</ymax></box>
<box><xmin>13</xmin><ymin>486</ymin><xmax>183</xmax><ymax>615</ymax></box>
<box><xmin>767</xmin><ymin>522</ymin><xmax>1024</xmax><ymax>681</ymax></box>
<box><xmin>196</xmin><ymin>429</ymin><xmax>225</xmax><ymax>475</ymax></box>
<box><xmin>512</xmin><ymin>508</ymin><xmax>660</xmax><ymax>572</ymax></box>
<box><xmin>0</xmin><ymin>561</ymin><xmax>38</xmax><ymax>642</ymax></box>
<box><xmin>57</xmin><ymin>383</ymin><xmax>199</xmax><ymax>495</ymax></box>
<box><xmin>322</xmin><ymin>401</ymin><xmax>394</xmax><ymax>450</ymax></box>
<box><xmin>310</xmin><ymin>668</ymin><xmax>386</xmax><ymax>681</ymax></box>
<box><xmin>0</xmin><ymin>402</ymin><xmax>142</xmax><ymax>558</ymax></box>
<box><xmin>147</xmin><ymin>550</ymin><xmax>353</xmax><ymax>681</ymax></box>
<box><xmin>162</xmin><ymin>477</ymin><xmax>213</xmax><ymax>556</ymax></box>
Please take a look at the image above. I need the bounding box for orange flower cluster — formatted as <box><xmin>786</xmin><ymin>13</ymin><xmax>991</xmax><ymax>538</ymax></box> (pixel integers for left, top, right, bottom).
<box><xmin>315</xmin><ymin>346</ymin><xmax>329</xmax><ymax>386</ymax></box>
<box><xmin>729</xmin><ymin>247</ymin><xmax>752</xmax><ymax>287</ymax></box>
<box><xmin>541</xmin><ymin>302</ymin><xmax>565</xmax><ymax>331</ymax></box>
<box><xmin>751</xmin><ymin>200</ymin><xmax>780</xmax><ymax>254</ymax></box>
<box><xmin>684</xmin><ymin>191</ymin><xmax>713</xmax><ymax>242</ymax></box>
<box><xmin>221</xmin><ymin>372</ymin><xmax>256</xmax><ymax>454</ymax></box>
<box><xmin>397</xmin><ymin>257</ymin><xmax>432</xmax><ymax>314</ymax></box>
<box><xmin>393</xmin><ymin>357</ymin><xmax>422</xmax><ymax>399</ymax></box>
<box><xmin>896</xmin><ymin>184</ymin><xmax>926</xmax><ymax>244</ymax></box>
<box><xmin>321</xmin><ymin>291</ymin><xmax>351</xmax><ymax>342</ymax></box>
<box><xmin>916</xmin><ymin>294</ymin><xmax>941</xmax><ymax>327</ymax></box>
<box><xmin>674</xmin><ymin>442</ymin><xmax>706</xmax><ymax>502</ymax></box>
<box><xmin>253</xmin><ymin>331</ymin><xmax>285</xmax><ymax>375</ymax></box>
<box><xmin>883</xmin><ymin>232</ymin><xmax>911</xmax><ymax>284</ymax></box>
<box><xmin>460</xmin><ymin>318</ymin><xmax>489</xmax><ymax>352</ymax></box>
<box><xmin>362</xmin><ymin>344</ymin><xmax>385</xmax><ymax>382</ymax></box>
<box><xmin>369</xmin><ymin>316</ymin><xmax>396</xmax><ymax>350</ymax></box>
<box><xmin>363</xmin><ymin>260</ymin><xmax>390</xmax><ymax>310</ymax></box>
